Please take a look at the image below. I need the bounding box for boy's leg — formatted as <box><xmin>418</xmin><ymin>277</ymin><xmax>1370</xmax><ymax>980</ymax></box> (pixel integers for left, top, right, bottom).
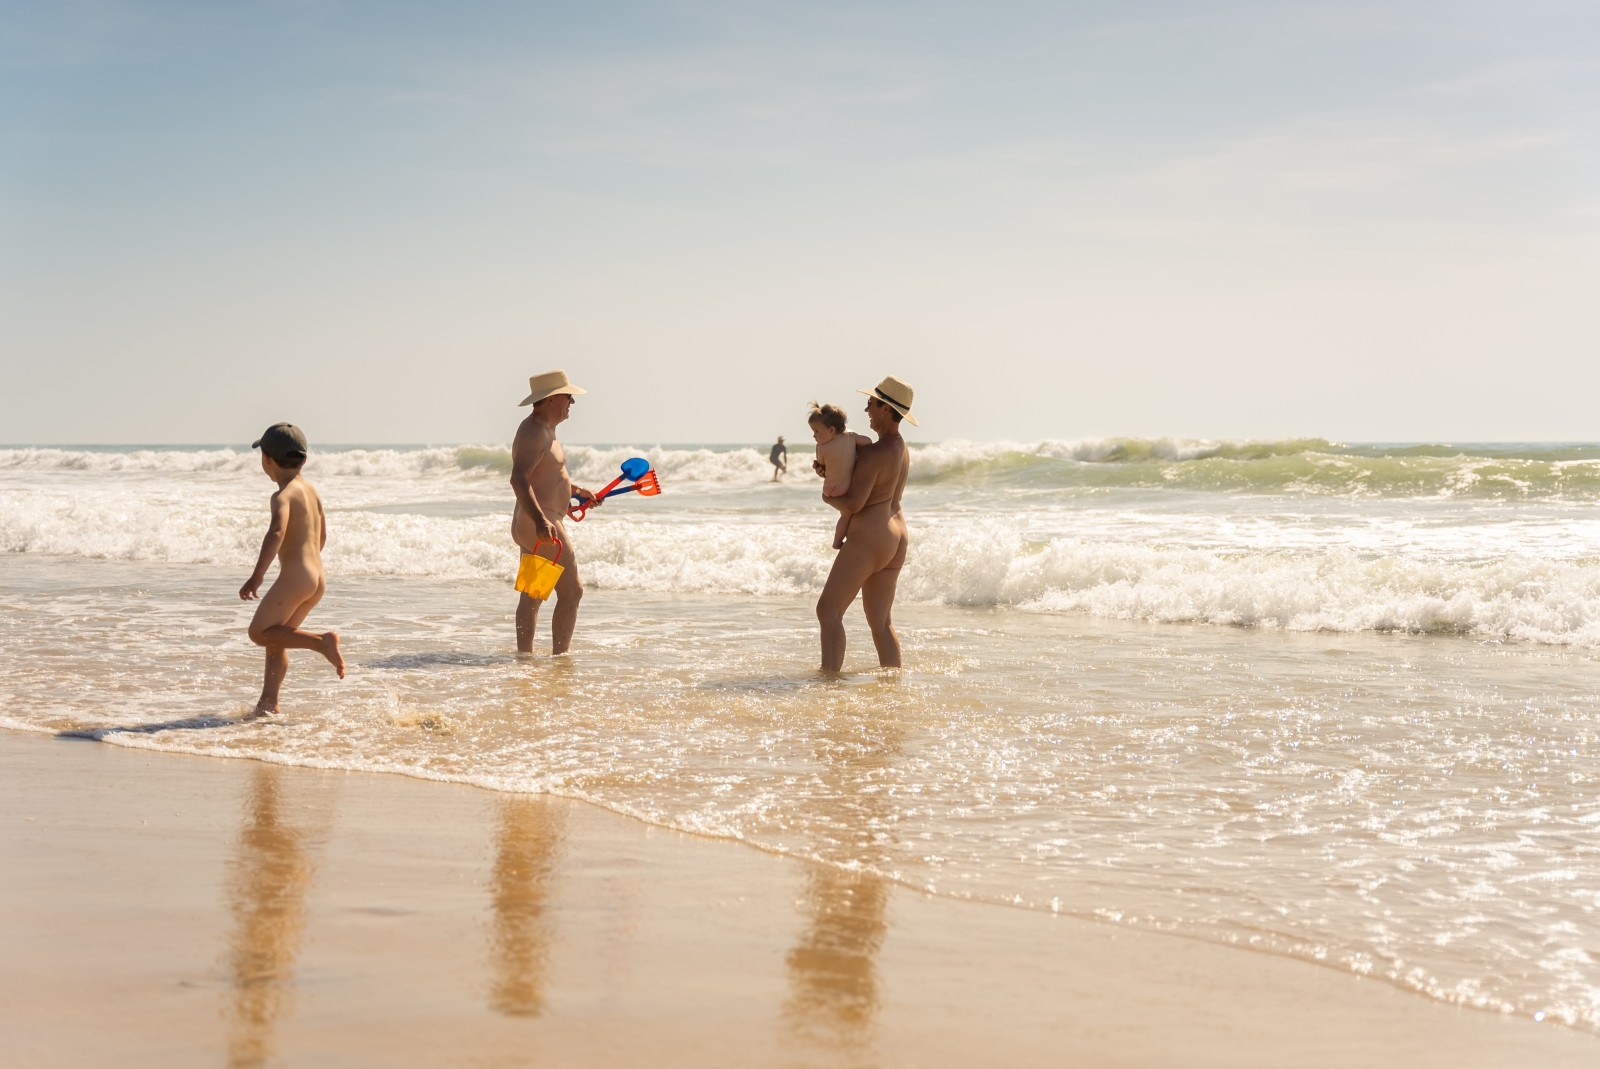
<box><xmin>255</xmin><ymin>647</ymin><xmax>290</xmax><ymax>714</ymax></box>
<box><xmin>249</xmin><ymin>578</ymin><xmax>344</xmax><ymax>685</ymax></box>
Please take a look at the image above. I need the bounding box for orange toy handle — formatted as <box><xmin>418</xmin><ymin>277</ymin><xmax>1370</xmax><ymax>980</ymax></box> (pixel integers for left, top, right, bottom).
<box><xmin>532</xmin><ymin>535</ymin><xmax>563</xmax><ymax>564</ymax></box>
<box><xmin>567</xmin><ymin>480</ymin><xmax>618</xmax><ymax>522</ymax></box>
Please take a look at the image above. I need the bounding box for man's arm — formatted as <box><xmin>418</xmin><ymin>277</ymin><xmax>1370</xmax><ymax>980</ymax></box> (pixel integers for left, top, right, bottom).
<box><xmin>240</xmin><ymin>492</ymin><xmax>289</xmax><ymax>599</ymax></box>
<box><xmin>317</xmin><ymin>495</ymin><xmax>327</xmax><ymax>552</ymax></box>
<box><xmin>510</xmin><ymin>423</ymin><xmax>556</xmax><ymax>538</ymax></box>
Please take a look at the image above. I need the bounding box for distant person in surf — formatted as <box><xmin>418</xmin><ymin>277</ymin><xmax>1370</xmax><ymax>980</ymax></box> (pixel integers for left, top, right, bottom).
<box><xmin>808</xmin><ymin>402</ymin><xmax>872</xmax><ymax>550</ymax></box>
<box><xmin>238</xmin><ymin>422</ymin><xmax>346</xmax><ymax>715</ymax></box>
<box><xmin>509</xmin><ymin>369</ymin><xmax>600</xmax><ymax>655</ymax></box>
<box><xmin>816</xmin><ymin>376</ymin><xmax>915</xmax><ymax>672</ymax></box>
<box><xmin>769</xmin><ymin>436</ymin><xmax>787</xmax><ymax>481</ymax></box>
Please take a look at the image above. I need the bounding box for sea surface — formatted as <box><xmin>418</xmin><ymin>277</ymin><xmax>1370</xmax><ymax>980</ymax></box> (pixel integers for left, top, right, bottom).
<box><xmin>3</xmin><ymin>438</ymin><xmax>1600</xmax><ymax>1030</ymax></box>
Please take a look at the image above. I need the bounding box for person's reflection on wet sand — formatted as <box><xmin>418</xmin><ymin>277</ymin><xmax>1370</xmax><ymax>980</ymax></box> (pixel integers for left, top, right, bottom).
<box><xmin>488</xmin><ymin>794</ymin><xmax>565</xmax><ymax>1017</ymax></box>
<box><xmin>783</xmin><ymin>718</ymin><xmax>900</xmax><ymax>1052</ymax></box>
<box><xmin>223</xmin><ymin>763</ymin><xmax>332</xmax><ymax>1069</ymax></box>
<box><xmin>785</xmin><ymin>866</ymin><xmax>891</xmax><ymax>1040</ymax></box>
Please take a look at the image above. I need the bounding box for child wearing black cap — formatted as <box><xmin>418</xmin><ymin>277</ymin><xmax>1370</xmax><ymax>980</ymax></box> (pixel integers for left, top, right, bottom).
<box><xmin>239</xmin><ymin>423</ymin><xmax>345</xmax><ymax>714</ymax></box>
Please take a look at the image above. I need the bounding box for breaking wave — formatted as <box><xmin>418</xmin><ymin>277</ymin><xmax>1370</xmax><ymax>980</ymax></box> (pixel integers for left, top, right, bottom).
<box><xmin>6</xmin><ymin>484</ymin><xmax>1600</xmax><ymax>647</ymax></box>
<box><xmin>6</xmin><ymin>439</ymin><xmax>1600</xmax><ymax>499</ymax></box>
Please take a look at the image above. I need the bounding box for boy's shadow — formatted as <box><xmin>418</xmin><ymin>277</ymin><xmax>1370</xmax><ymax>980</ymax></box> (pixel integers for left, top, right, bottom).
<box><xmin>57</xmin><ymin>714</ymin><xmax>250</xmax><ymax>740</ymax></box>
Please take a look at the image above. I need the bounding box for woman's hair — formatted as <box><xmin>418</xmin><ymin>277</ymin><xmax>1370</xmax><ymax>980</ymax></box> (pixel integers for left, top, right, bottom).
<box><xmin>807</xmin><ymin>402</ymin><xmax>847</xmax><ymax>434</ymax></box>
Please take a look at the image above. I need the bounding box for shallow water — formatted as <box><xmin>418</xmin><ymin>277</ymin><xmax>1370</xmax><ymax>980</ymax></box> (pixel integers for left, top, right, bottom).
<box><xmin>5</xmin><ymin>440</ymin><xmax>1600</xmax><ymax>1030</ymax></box>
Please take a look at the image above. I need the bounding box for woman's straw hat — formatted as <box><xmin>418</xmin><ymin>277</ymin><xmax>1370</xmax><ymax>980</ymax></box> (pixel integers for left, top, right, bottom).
<box><xmin>857</xmin><ymin>375</ymin><xmax>918</xmax><ymax>426</ymax></box>
<box><xmin>519</xmin><ymin>369</ymin><xmax>588</xmax><ymax>406</ymax></box>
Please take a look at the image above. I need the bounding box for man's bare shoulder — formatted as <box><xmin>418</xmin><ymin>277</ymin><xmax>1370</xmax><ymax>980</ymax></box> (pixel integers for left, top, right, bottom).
<box><xmin>513</xmin><ymin>415</ymin><xmax>555</xmax><ymax>452</ymax></box>
<box><xmin>516</xmin><ymin>413</ymin><xmax>553</xmax><ymax>440</ymax></box>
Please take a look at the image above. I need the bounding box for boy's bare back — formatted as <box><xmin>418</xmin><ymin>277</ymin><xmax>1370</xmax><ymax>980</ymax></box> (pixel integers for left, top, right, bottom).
<box><xmin>272</xmin><ymin>476</ymin><xmax>326</xmax><ymax>574</ymax></box>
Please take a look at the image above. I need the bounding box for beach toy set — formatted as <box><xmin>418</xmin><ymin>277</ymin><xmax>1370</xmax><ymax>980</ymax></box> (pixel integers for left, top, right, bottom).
<box><xmin>567</xmin><ymin>457</ymin><xmax>661</xmax><ymax>522</ymax></box>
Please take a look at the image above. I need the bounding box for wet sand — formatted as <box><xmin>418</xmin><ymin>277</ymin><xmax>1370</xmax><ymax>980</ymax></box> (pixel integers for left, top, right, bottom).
<box><xmin>2</xmin><ymin>729</ymin><xmax>1594</xmax><ymax>1068</ymax></box>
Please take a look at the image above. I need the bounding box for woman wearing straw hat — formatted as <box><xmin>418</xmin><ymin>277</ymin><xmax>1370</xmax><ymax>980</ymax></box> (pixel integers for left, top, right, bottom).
<box><xmin>816</xmin><ymin>376</ymin><xmax>916</xmax><ymax>672</ymax></box>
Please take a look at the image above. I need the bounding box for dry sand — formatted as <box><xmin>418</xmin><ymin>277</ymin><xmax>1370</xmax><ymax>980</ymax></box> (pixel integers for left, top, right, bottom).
<box><xmin>2</xmin><ymin>729</ymin><xmax>1594</xmax><ymax>1068</ymax></box>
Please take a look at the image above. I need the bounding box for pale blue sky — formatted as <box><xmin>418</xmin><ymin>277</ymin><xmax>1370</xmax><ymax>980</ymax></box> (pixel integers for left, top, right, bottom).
<box><xmin>3</xmin><ymin>1</ymin><xmax>1597</xmax><ymax>444</ymax></box>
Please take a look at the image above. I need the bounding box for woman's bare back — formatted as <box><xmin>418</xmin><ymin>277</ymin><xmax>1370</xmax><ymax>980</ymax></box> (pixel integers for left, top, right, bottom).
<box><xmin>848</xmin><ymin>436</ymin><xmax>910</xmax><ymax>568</ymax></box>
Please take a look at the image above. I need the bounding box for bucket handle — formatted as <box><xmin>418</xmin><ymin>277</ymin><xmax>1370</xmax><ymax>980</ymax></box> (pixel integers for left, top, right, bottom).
<box><xmin>532</xmin><ymin>535</ymin><xmax>563</xmax><ymax>565</ymax></box>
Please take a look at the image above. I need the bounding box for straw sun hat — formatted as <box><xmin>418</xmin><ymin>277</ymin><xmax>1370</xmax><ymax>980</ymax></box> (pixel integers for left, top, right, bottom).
<box><xmin>857</xmin><ymin>375</ymin><xmax>918</xmax><ymax>426</ymax></box>
<box><xmin>518</xmin><ymin>369</ymin><xmax>588</xmax><ymax>407</ymax></box>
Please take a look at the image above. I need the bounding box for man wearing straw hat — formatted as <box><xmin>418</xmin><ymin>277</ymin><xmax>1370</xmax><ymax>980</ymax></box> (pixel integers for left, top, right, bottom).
<box><xmin>816</xmin><ymin>375</ymin><xmax>916</xmax><ymax>672</ymax></box>
<box><xmin>509</xmin><ymin>369</ymin><xmax>600</xmax><ymax>655</ymax></box>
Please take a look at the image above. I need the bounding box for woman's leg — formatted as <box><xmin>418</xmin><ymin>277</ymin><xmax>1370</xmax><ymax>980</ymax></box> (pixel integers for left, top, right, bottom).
<box><xmin>816</xmin><ymin>538</ymin><xmax>882</xmax><ymax>672</ymax></box>
<box><xmin>859</xmin><ymin>564</ymin><xmax>903</xmax><ymax>668</ymax></box>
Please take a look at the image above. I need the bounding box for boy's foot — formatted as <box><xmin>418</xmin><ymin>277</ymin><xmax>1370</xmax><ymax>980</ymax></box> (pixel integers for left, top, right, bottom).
<box><xmin>246</xmin><ymin>704</ymin><xmax>277</xmax><ymax>720</ymax></box>
<box><xmin>321</xmin><ymin>632</ymin><xmax>347</xmax><ymax>678</ymax></box>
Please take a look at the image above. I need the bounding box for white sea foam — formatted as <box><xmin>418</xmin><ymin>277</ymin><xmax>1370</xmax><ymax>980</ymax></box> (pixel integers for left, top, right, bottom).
<box><xmin>8</xmin><ymin>441</ymin><xmax>1600</xmax><ymax>498</ymax></box>
<box><xmin>0</xmin><ymin>446</ymin><xmax>264</xmax><ymax>474</ymax></box>
<box><xmin>564</xmin><ymin>445</ymin><xmax>776</xmax><ymax>486</ymax></box>
<box><xmin>0</xmin><ymin>445</ymin><xmax>480</xmax><ymax>477</ymax></box>
<box><xmin>8</xmin><ymin>476</ymin><xmax>1600</xmax><ymax>647</ymax></box>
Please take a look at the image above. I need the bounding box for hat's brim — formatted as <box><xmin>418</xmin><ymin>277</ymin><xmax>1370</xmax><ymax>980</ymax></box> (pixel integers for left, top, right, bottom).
<box><xmin>519</xmin><ymin>384</ymin><xmax>588</xmax><ymax>406</ymax></box>
<box><xmin>251</xmin><ymin>438</ymin><xmax>262</xmax><ymax>448</ymax></box>
<box><xmin>858</xmin><ymin>388</ymin><xmax>918</xmax><ymax>426</ymax></box>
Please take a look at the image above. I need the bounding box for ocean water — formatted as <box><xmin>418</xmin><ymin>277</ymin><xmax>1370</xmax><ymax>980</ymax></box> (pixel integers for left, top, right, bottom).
<box><xmin>3</xmin><ymin>438</ymin><xmax>1600</xmax><ymax>1030</ymax></box>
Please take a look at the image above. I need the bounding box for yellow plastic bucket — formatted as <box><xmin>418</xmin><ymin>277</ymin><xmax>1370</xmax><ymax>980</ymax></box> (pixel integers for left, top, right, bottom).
<box><xmin>514</xmin><ymin>537</ymin><xmax>564</xmax><ymax>600</ymax></box>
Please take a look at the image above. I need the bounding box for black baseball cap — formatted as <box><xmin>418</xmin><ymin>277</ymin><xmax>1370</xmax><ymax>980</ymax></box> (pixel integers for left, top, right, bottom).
<box><xmin>252</xmin><ymin>422</ymin><xmax>308</xmax><ymax>463</ymax></box>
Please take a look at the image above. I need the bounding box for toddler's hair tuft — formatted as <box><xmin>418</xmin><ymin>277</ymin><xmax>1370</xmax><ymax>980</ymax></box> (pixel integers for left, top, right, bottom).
<box><xmin>807</xmin><ymin>402</ymin><xmax>847</xmax><ymax>434</ymax></box>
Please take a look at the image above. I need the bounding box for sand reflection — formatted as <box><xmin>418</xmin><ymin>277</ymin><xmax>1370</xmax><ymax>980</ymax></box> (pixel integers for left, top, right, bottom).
<box><xmin>488</xmin><ymin>794</ymin><xmax>565</xmax><ymax>1016</ymax></box>
<box><xmin>783</xmin><ymin>719</ymin><xmax>900</xmax><ymax>1051</ymax></box>
<box><xmin>786</xmin><ymin>866</ymin><xmax>891</xmax><ymax>1038</ymax></box>
<box><xmin>223</xmin><ymin>763</ymin><xmax>333</xmax><ymax>1069</ymax></box>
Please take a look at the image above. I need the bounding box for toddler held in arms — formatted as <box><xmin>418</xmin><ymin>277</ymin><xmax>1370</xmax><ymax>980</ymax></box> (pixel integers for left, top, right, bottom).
<box><xmin>808</xmin><ymin>402</ymin><xmax>873</xmax><ymax>549</ymax></box>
